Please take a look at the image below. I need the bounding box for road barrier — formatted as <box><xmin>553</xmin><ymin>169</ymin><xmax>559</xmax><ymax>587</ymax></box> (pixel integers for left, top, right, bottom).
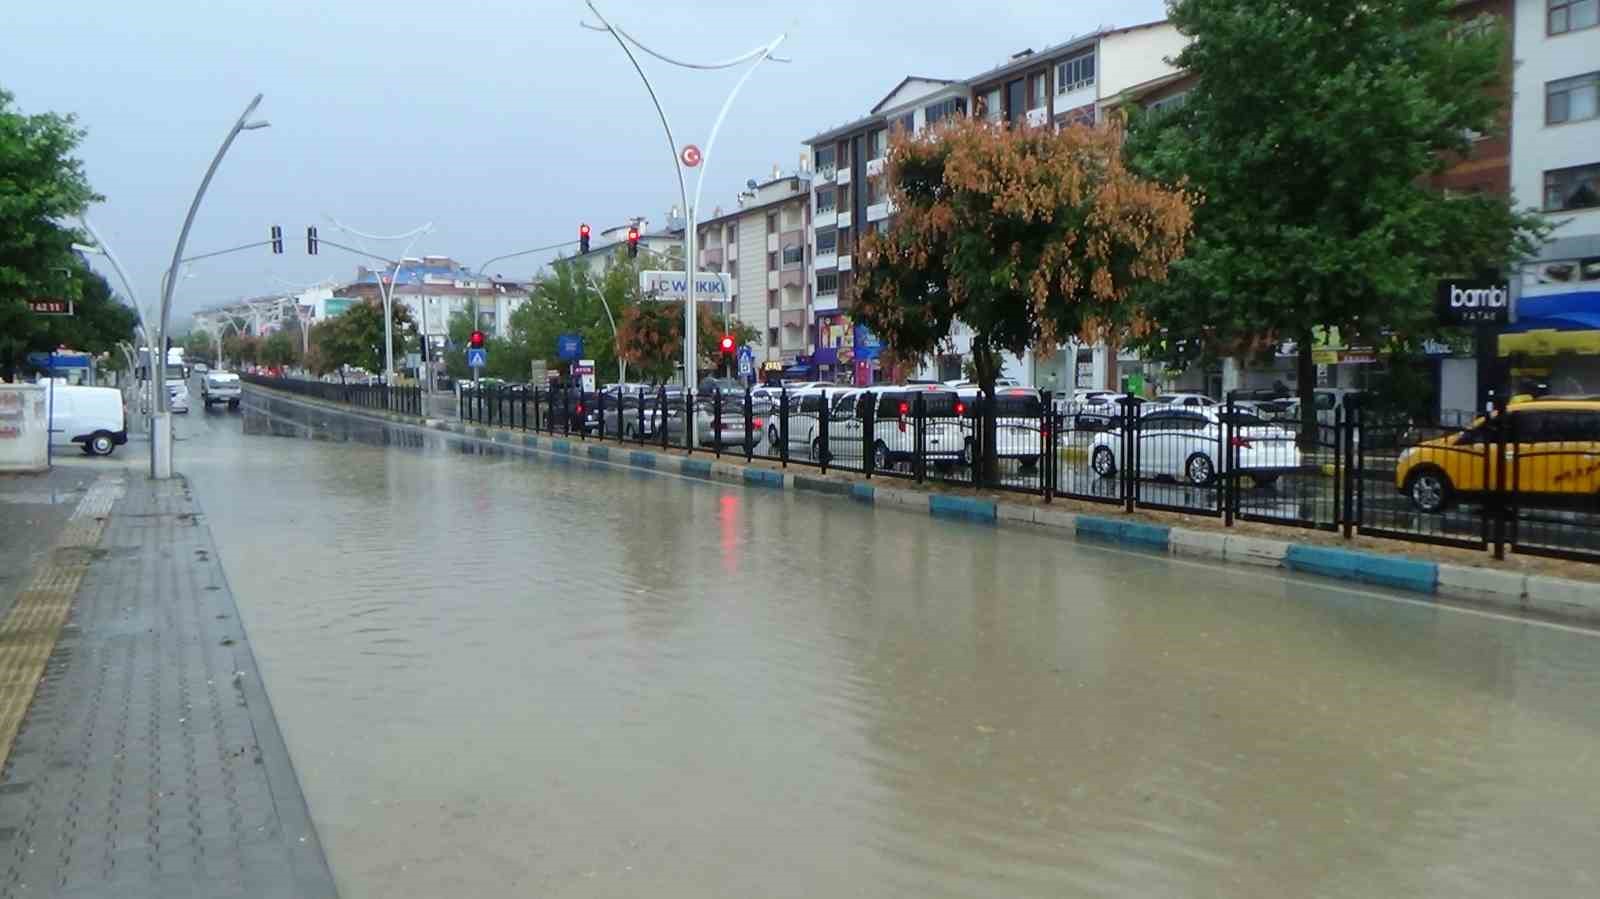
<box><xmin>254</xmin><ymin>375</ymin><xmax>1600</xmax><ymax>566</ymax></box>
<box><xmin>240</xmin><ymin>373</ymin><xmax>421</xmax><ymax>416</ymax></box>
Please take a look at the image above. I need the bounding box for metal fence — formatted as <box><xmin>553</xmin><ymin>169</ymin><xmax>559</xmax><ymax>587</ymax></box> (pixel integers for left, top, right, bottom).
<box><xmin>264</xmin><ymin>375</ymin><xmax>1596</xmax><ymax>566</ymax></box>
<box><xmin>240</xmin><ymin>373</ymin><xmax>422</xmax><ymax>416</ymax></box>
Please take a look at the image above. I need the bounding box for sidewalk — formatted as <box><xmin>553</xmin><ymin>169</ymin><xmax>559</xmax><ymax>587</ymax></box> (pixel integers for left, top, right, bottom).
<box><xmin>0</xmin><ymin>473</ymin><xmax>336</xmax><ymax>898</ymax></box>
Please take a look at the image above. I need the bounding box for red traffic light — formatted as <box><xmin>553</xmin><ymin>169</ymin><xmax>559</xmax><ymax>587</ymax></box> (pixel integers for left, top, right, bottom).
<box><xmin>469</xmin><ymin>330</ymin><xmax>485</xmax><ymax>349</ymax></box>
<box><xmin>626</xmin><ymin>227</ymin><xmax>639</xmax><ymax>243</ymax></box>
<box><xmin>579</xmin><ymin>224</ymin><xmax>590</xmax><ymax>237</ymax></box>
<box><xmin>719</xmin><ymin>335</ymin><xmax>735</xmax><ymax>353</ymax></box>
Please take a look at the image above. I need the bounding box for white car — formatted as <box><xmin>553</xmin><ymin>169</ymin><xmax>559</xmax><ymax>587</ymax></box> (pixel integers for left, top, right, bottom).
<box><xmin>821</xmin><ymin>386</ymin><xmax>968</xmax><ymax>469</ymax></box>
<box><xmin>201</xmin><ymin>371</ymin><xmax>242</xmax><ymax>409</ymax></box>
<box><xmin>1152</xmin><ymin>392</ymin><xmax>1219</xmax><ymax>409</ymax></box>
<box><xmin>166</xmin><ymin>378</ymin><xmax>191</xmax><ymax>413</ymax></box>
<box><xmin>765</xmin><ymin>385</ymin><xmax>854</xmax><ymax>453</ymax></box>
<box><xmin>1088</xmin><ymin>407</ymin><xmax>1302</xmax><ymax>486</ymax></box>
<box><xmin>46</xmin><ymin>383</ymin><xmax>128</xmax><ymax>456</ymax></box>
<box><xmin>956</xmin><ymin>386</ymin><xmax>1047</xmax><ymax>467</ymax></box>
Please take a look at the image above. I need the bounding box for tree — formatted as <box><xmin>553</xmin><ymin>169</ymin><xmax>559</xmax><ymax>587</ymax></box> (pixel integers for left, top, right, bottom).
<box><xmin>5</xmin><ymin>267</ymin><xmax>137</xmax><ymax>374</ymax></box>
<box><xmin>183</xmin><ymin>331</ymin><xmax>214</xmax><ymax>366</ymax></box>
<box><xmin>854</xmin><ymin>115</ymin><xmax>1194</xmax><ymax>481</ymax></box>
<box><xmin>258</xmin><ymin>331</ymin><xmax>297</xmax><ymax>369</ymax></box>
<box><xmin>1122</xmin><ymin>0</ymin><xmax>1546</xmax><ymax>444</ymax></box>
<box><xmin>308</xmin><ymin>298</ymin><xmax>415</xmax><ymax>377</ymax></box>
<box><xmin>617</xmin><ymin>301</ymin><xmax>761</xmax><ymax>385</ymax></box>
<box><xmin>222</xmin><ymin>333</ymin><xmax>258</xmax><ymax>367</ymax></box>
<box><xmin>0</xmin><ymin>90</ymin><xmax>104</xmax><ymax>379</ymax></box>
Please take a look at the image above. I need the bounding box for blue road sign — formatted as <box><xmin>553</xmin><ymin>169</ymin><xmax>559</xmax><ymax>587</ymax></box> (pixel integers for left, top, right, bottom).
<box><xmin>736</xmin><ymin>346</ymin><xmax>755</xmax><ymax>378</ymax></box>
<box><xmin>556</xmin><ymin>333</ymin><xmax>584</xmax><ymax>361</ymax></box>
<box><xmin>853</xmin><ymin>324</ymin><xmax>883</xmax><ymax>361</ymax></box>
<box><xmin>466</xmin><ymin>347</ymin><xmax>487</xmax><ymax>369</ymax></box>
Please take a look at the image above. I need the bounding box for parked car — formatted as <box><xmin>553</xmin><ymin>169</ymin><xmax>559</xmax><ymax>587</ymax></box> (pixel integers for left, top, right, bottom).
<box><xmin>601</xmin><ymin>389</ymin><xmax>668</xmax><ymax>439</ymax></box>
<box><xmin>956</xmin><ymin>386</ymin><xmax>1047</xmax><ymax>468</ymax></box>
<box><xmin>764</xmin><ymin>385</ymin><xmax>855</xmax><ymax>453</ymax></box>
<box><xmin>1069</xmin><ymin>391</ymin><xmax>1135</xmax><ymax>430</ymax></box>
<box><xmin>1152</xmin><ymin>392</ymin><xmax>1219</xmax><ymax>409</ymax></box>
<box><xmin>1395</xmin><ymin>398</ymin><xmax>1600</xmax><ymax>513</ymax></box>
<box><xmin>46</xmin><ymin>383</ymin><xmax>128</xmax><ymax>456</ymax></box>
<box><xmin>200</xmin><ymin>371</ymin><xmax>241</xmax><ymax>409</ymax></box>
<box><xmin>1089</xmin><ymin>407</ymin><xmax>1302</xmax><ymax>486</ymax></box>
<box><xmin>821</xmin><ymin>386</ymin><xmax>967</xmax><ymax>469</ymax></box>
<box><xmin>192</xmin><ymin>362</ymin><xmax>209</xmax><ymax>374</ymax></box>
<box><xmin>166</xmin><ymin>378</ymin><xmax>191</xmax><ymax>413</ymax></box>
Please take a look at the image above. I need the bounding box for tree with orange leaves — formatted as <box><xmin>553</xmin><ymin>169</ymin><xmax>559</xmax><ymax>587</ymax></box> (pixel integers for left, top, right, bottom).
<box><xmin>854</xmin><ymin>116</ymin><xmax>1194</xmax><ymax>483</ymax></box>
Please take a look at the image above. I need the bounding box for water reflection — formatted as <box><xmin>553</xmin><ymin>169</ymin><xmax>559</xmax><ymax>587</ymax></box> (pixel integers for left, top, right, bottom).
<box><xmin>176</xmin><ymin>394</ymin><xmax>1600</xmax><ymax>899</ymax></box>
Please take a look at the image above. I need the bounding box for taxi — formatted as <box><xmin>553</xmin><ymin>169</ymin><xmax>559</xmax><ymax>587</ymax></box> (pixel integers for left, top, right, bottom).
<box><xmin>1396</xmin><ymin>398</ymin><xmax>1600</xmax><ymax>513</ymax></box>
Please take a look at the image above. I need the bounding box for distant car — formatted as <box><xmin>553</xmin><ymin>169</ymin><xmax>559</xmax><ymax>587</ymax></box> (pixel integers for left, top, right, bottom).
<box><xmin>1089</xmin><ymin>407</ymin><xmax>1302</xmax><ymax>486</ymax></box>
<box><xmin>956</xmin><ymin>386</ymin><xmax>1046</xmax><ymax>468</ymax></box>
<box><xmin>200</xmin><ymin>371</ymin><xmax>241</xmax><ymax>409</ymax></box>
<box><xmin>166</xmin><ymin>378</ymin><xmax>191</xmax><ymax>413</ymax></box>
<box><xmin>765</xmin><ymin>385</ymin><xmax>855</xmax><ymax>453</ymax></box>
<box><xmin>192</xmin><ymin>362</ymin><xmax>209</xmax><ymax>374</ymax></box>
<box><xmin>1152</xmin><ymin>392</ymin><xmax>1219</xmax><ymax>409</ymax></box>
<box><xmin>1070</xmin><ymin>391</ymin><xmax>1134</xmax><ymax>430</ymax></box>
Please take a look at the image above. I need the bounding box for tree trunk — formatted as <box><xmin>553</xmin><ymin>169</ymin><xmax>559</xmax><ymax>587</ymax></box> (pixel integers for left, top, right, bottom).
<box><xmin>1297</xmin><ymin>330</ymin><xmax>1318</xmax><ymax>452</ymax></box>
<box><xmin>972</xmin><ymin>344</ymin><xmax>1001</xmax><ymax>486</ymax></box>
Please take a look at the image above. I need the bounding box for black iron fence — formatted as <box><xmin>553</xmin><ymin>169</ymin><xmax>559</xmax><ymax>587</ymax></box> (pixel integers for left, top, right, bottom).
<box><xmin>240</xmin><ymin>373</ymin><xmax>422</xmax><ymax>416</ymax></box>
<box><xmin>261</xmin><ymin>374</ymin><xmax>1597</xmax><ymax>566</ymax></box>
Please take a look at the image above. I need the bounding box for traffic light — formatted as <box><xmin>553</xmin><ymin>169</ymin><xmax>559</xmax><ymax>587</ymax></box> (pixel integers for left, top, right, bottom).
<box><xmin>626</xmin><ymin>227</ymin><xmax>640</xmax><ymax>259</ymax></box>
<box><xmin>719</xmin><ymin>335</ymin><xmax>735</xmax><ymax>354</ymax></box>
<box><xmin>579</xmin><ymin>223</ymin><xmax>591</xmax><ymax>254</ymax></box>
<box><xmin>468</xmin><ymin>330</ymin><xmax>486</xmax><ymax>350</ymax></box>
<box><xmin>270</xmin><ymin>225</ymin><xmax>283</xmax><ymax>254</ymax></box>
<box><xmin>306</xmin><ymin>226</ymin><xmax>319</xmax><ymax>255</ymax></box>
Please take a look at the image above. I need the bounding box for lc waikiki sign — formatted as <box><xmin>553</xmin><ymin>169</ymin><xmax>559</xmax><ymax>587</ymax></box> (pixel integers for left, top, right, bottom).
<box><xmin>1436</xmin><ymin>279</ymin><xmax>1512</xmax><ymax>326</ymax></box>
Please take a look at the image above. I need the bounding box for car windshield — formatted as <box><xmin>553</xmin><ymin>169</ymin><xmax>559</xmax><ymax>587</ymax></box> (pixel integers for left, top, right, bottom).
<box><xmin>991</xmin><ymin>394</ymin><xmax>1042</xmax><ymax>417</ymax></box>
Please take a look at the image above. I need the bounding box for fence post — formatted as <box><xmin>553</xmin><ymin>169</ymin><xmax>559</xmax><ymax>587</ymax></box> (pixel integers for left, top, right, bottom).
<box><xmin>659</xmin><ymin>387</ymin><xmax>668</xmax><ymax>450</ymax></box>
<box><xmin>744</xmin><ymin>387</ymin><xmax>754</xmax><ymax>463</ymax></box>
<box><xmin>684</xmin><ymin>389</ymin><xmax>695</xmax><ymax>454</ymax></box>
<box><xmin>1121</xmin><ymin>397</ymin><xmax>1137</xmax><ymax>514</ymax></box>
<box><xmin>863</xmin><ymin>393</ymin><xmax>876</xmax><ymax>479</ymax></box>
<box><xmin>1338</xmin><ymin>405</ymin><xmax>1352</xmax><ymax>539</ymax></box>
<box><xmin>819</xmin><ymin>394</ymin><xmax>829</xmax><ymax>475</ymax></box>
<box><xmin>1223</xmin><ymin>398</ymin><xmax>1235</xmax><ymax>527</ymax></box>
<box><xmin>1493</xmin><ymin>398</ymin><xmax>1510</xmax><ymax>560</ymax></box>
<box><xmin>914</xmin><ymin>393</ymin><xmax>926</xmax><ymax>485</ymax></box>
<box><xmin>779</xmin><ymin>388</ymin><xmax>790</xmax><ymax>468</ymax></box>
<box><xmin>713</xmin><ymin>389</ymin><xmax>723</xmax><ymax>459</ymax></box>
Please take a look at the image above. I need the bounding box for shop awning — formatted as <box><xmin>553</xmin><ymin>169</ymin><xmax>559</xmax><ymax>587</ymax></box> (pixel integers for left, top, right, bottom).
<box><xmin>1498</xmin><ymin>329</ymin><xmax>1600</xmax><ymax>357</ymax></box>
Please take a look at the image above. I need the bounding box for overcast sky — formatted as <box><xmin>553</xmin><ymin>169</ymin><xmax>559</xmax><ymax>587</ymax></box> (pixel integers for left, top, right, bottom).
<box><xmin>3</xmin><ymin>0</ymin><xmax>1167</xmax><ymax>320</ymax></box>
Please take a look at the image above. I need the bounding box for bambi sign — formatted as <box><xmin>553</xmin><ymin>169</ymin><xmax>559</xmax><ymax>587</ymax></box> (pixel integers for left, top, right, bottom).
<box><xmin>1435</xmin><ymin>279</ymin><xmax>1512</xmax><ymax>325</ymax></box>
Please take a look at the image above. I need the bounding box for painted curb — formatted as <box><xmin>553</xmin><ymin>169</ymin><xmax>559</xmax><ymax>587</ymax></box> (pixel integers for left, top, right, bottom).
<box><xmin>680</xmin><ymin>458</ymin><xmax>714</xmax><ymax>480</ymax></box>
<box><xmin>1225</xmin><ymin>535</ymin><xmax>1289</xmax><ymax>568</ymax></box>
<box><xmin>1170</xmin><ymin>528</ymin><xmax>1228</xmax><ymax>561</ymax></box>
<box><xmin>793</xmin><ymin>475</ymin><xmax>851</xmax><ymax>497</ymax></box>
<box><xmin>929</xmin><ymin>495</ymin><xmax>997</xmax><ymax>524</ymax></box>
<box><xmin>587</xmin><ymin>445</ymin><xmax>610</xmax><ymax>461</ymax></box>
<box><xmin>851</xmin><ymin>483</ymin><xmax>875</xmax><ymax>504</ymax></box>
<box><xmin>629</xmin><ymin>451</ymin><xmax>657</xmax><ymax>470</ymax></box>
<box><xmin>1284</xmin><ymin>545</ymin><xmax>1438</xmax><ymax>595</ymax></box>
<box><xmin>1076</xmin><ymin>516</ymin><xmax>1170</xmax><ymax>551</ymax></box>
<box><xmin>1437</xmin><ymin>563</ymin><xmax>1526</xmax><ymax>611</ymax></box>
<box><xmin>1525</xmin><ymin>574</ymin><xmax>1600</xmax><ymax>623</ymax></box>
<box><xmin>743</xmin><ymin>468</ymin><xmax>785</xmax><ymax>489</ymax></box>
<box><xmin>997</xmin><ymin>502</ymin><xmax>1034</xmax><ymax>524</ymax></box>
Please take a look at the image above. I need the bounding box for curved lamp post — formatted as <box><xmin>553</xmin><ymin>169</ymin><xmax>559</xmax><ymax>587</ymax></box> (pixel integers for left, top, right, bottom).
<box><xmin>151</xmin><ymin>93</ymin><xmax>269</xmax><ymax>479</ymax></box>
<box><xmin>583</xmin><ymin>1</ymin><xmax>788</xmax><ymax>445</ymax></box>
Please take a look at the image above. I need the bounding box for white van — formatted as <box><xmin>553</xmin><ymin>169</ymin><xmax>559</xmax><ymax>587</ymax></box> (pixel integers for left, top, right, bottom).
<box><xmin>48</xmin><ymin>384</ymin><xmax>128</xmax><ymax>456</ymax></box>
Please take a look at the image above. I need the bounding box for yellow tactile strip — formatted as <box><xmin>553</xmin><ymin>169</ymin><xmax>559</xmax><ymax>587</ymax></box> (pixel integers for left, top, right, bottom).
<box><xmin>0</xmin><ymin>476</ymin><xmax>122</xmax><ymax>769</ymax></box>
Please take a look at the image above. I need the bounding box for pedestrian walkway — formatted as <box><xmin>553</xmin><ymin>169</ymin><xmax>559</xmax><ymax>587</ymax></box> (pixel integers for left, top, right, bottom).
<box><xmin>0</xmin><ymin>474</ymin><xmax>336</xmax><ymax>898</ymax></box>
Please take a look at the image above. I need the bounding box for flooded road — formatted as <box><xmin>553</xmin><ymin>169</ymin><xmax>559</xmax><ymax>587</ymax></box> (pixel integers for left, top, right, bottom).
<box><xmin>173</xmin><ymin>391</ymin><xmax>1600</xmax><ymax>898</ymax></box>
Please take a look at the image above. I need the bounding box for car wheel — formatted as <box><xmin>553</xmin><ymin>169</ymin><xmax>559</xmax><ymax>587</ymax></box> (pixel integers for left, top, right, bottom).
<box><xmin>768</xmin><ymin>424</ymin><xmax>779</xmax><ymax>446</ymax></box>
<box><xmin>873</xmin><ymin>441</ymin><xmax>891</xmax><ymax>471</ymax></box>
<box><xmin>89</xmin><ymin>432</ymin><xmax>115</xmax><ymax>456</ymax></box>
<box><xmin>811</xmin><ymin>437</ymin><xmax>827</xmax><ymax>463</ymax></box>
<box><xmin>1404</xmin><ymin>467</ymin><xmax>1453</xmax><ymax>514</ymax></box>
<box><xmin>1186</xmin><ymin>452</ymin><xmax>1216</xmax><ymax>486</ymax></box>
<box><xmin>1091</xmin><ymin>445</ymin><xmax>1117</xmax><ymax>478</ymax></box>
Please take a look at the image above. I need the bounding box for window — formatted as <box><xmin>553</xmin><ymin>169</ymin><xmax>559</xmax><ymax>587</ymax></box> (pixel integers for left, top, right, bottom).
<box><xmin>1028</xmin><ymin>73</ymin><xmax>1048</xmax><ymax>110</ymax></box>
<box><xmin>768</xmin><ymin>327</ymin><xmax>779</xmax><ymax>348</ymax></box>
<box><xmin>1548</xmin><ymin>72</ymin><xmax>1600</xmax><ymax>124</ymax></box>
<box><xmin>1006</xmin><ymin>79</ymin><xmax>1025</xmax><ymax>123</ymax></box>
<box><xmin>727</xmin><ymin>222</ymin><xmax>737</xmax><ymax>241</ymax></box>
<box><xmin>782</xmin><ymin>244</ymin><xmax>803</xmax><ymax>268</ymax></box>
<box><xmin>1549</xmin><ymin>0</ymin><xmax>1599</xmax><ymax>35</ymax></box>
<box><xmin>767</xmin><ymin>251</ymin><xmax>779</xmax><ymax>270</ymax></box>
<box><xmin>1057</xmin><ymin>49</ymin><xmax>1095</xmax><ymax>92</ymax></box>
<box><xmin>867</xmin><ymin>127</ymin><xmax>887</xmax><ymax>159</ymax></box>
<box><xmin>924</xmin><ymin>97</ymin><xmax>967</xmax><ymax>126</ymax></box>
<box><xmin>813</xmin><ymin>146</ymin><xmax>835</xmax><ymax>173</ymax></box>
<box><xmin>815</xmin><ymin>229</ymin><xmax>837</xmax><ymax>256</ymax></box>
<box><xmin>894</xmin><ymin>112</ymin><xmax>914</xmax><ymax>135</ymax></box>
<box><xmin>816</xmin><ymin>187</ymin><xmax>836</xmax><ymax>214</ymax></box>
<box><xmin>817</xmin><ymin>272</ymin><xmax>839</xmax><ymax>294</ymax></box>
<box><xmin>1545</xmin><ymin>163</ymin><xmax>1600</xmax><ymax>211</ymax></box>
<box><xmin>866</xmin><ymin>177</ymin><xmax>885</xmax><ymax>206</ymax></box>
<box><xmin>979</xmin><ymin>88</ymin><xmax>1002</xmax><ymax>122</ymax></box>
<box><xmin>1148</xmin><ymin>92</ymin><xmax>1190</xmax><ymax>116</ymax></box>
<box><xmin>767</xmin><ymin>290</ymin><xmax>778</xmax><ymax>310</ymax></box>
<box><xmin>728</xmin><ymin>260</ymin><xmax>738</xmax><ymax>279</ymax></box>
<box><xmin>766</xmin><ymin>212</ymin><xmax>778</xmax><ymax>234</ymax></box>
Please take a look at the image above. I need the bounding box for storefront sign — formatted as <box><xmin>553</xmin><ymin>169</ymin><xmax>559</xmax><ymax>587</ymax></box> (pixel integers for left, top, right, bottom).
<box><xmin>1436</xmin><ymin>279</ymin><xmax>1512</xmax><ymax>325</ymax></box>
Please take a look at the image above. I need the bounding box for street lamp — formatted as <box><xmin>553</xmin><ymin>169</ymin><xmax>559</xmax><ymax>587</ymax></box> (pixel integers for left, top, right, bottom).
<box><xmin>322</xmin><ymin>218</ymin><xmax>432</xmax><ymax>385</ymax></box>
<box><xmin>151</xmin><ymin>93</ymin><xmax>269</xmax><ymax>479</ymax></box>
<box><xmin>583</xmin><ymin>2</ymin><xmax>788</xmax><ymax>445</ymax></box>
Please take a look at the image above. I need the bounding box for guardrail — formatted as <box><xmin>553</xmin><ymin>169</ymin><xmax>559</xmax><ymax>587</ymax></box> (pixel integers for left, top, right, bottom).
<box><xmin>240</xmin><ymin>373</ymin><xmax>421</xmax><ymax>416</ymax></box>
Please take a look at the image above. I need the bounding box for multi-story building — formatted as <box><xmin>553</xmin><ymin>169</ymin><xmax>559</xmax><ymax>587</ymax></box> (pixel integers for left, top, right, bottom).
<box><xmin>335</xmin><ymin>256</ymin><xmax>530</xmax><ymax>340</ymax></box>
<box><xmin>1504</xmin><ymin>0</ymin><xmax>1600</xmax><ymax>392</ymax></box>
<box><xmin>800</xmin><ymin>21</ymin><xmax>1188</xmax><ymax>388</ymax></box>
<box><xmin>695</xmin><ymin>173</ymin><xmax>811</xmax><ymax>371</ymax></box>
<box><xmin>562</xmin><ymin>216</ymin><xmax>685</xmax><ymax>281</ymax></box>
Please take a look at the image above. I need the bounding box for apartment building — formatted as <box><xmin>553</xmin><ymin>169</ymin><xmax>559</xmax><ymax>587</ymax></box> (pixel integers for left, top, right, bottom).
<box><xmin>335</xmin><ymin>256</ymin><xmax>530</xmax><ymax>340</ymax></box>
<box><xmin>694</xmin><ymin>173</ymin><xmax>811</xmax><ymax>368</ymax></box>
<box><xmin>1505</xmin><ymin>0</ymin><xmax>1600</xmax><ymax>392</ymax></box>
<box><xmin>801</xmin><ymin>21</ymin><xmax>1188</xmax><ymax>388</ymax></box>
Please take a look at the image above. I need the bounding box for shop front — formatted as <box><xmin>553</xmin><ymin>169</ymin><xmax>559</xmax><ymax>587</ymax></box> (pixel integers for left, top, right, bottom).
<box><xmin>1500</xmin><ymin>254</ymin><xmax>1600</xmax><ymax>396</ymax></box>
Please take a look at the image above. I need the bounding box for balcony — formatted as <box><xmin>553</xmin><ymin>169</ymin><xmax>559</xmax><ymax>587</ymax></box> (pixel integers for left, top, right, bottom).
<box><xmin>866</xmin><ymin>157</ymin><xmax>886</xmax><ymax>177</ymax></box>
<box><xmin>837</xmin><ymin>211</ymin><xmax>852</xmax><ymax>230</ymax></box>
<box><xmin>767</xmin><ymin>270</ymin><xmax>779</xmax><ymax>290</ymax></box>
<box><xmin>813</xmin><ymin>167</ymin><xmax>836</xmax><ymax>185</ymax></box>
<box><xmin>814</xmin><ymin>250</ymin><xmax>837</xmax><ymax>271</ymax></box>
<box><xmin>814</xmin><ymin>290</ymin><xmax>839</xmax><ymax>313</ymax></box>
<box><xmin>837</xmin><ymin>166</ymin><xmax>851</xmax><ymax>186</ymax></box>
<box><xmin>813</xmin><ymin>209</ymin><xmax>837</xmax><ymax>230</ymax></box>
<box><xmin>767</xmin><ymin>308</ymin><xmax>780</xmax><ymax>328</ymax></box>
<box><xmin>766</xmin><ymin>233</ymin><xmax>779</xmax><ymax>253</ymax></box>
<box><xmin>780</xmin><ymin>308</ymin><xmax>807</xmax><ymax>329</ymax></box>
<box><xmin>866</xmin><ymin>202</ymin><xmax>890</xmax><ymax>223</ymax></box>
<box><xmin>838</xmin><ymin>254</ymin><xmax>852</xmax><ymax>272</ymax></box>
<box><xmin>779</xmin><ymin>269</ymin><xmax>805</xmax><ymax>289</ymax></box>
<box><xmin>700</xmin><ymin>247</ymin><xmax>724</xmax><ymax>267</ymax></box>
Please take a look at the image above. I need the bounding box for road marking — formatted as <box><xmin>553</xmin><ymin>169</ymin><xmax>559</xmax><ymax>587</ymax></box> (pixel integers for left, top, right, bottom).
<box><xmin>0</xmin><ymin>476</ymin><xmax>123</xmax><ymax>769</ymax></box>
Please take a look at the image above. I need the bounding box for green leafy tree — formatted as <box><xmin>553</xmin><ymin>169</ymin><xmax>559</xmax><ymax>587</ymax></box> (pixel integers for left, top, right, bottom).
<box><xmin>0</xmin><ymin>90</ymin><xmax>104</xmax><ymax>378</ymax></box>
<box><xmin>854</xmin><ymin>115</ymin><xmax>1194</xmax><ymax>482</ymax></box>
<box><xmin>443</xmin><ymin>309</ymin><xmax>473</xmax><ymax>380</ymax></box>
<box><xmin>182</xmin><ymin>331</ymin><xmax>214</xmax><ymax>366</ymax></box>
<box><xmin>223</xmin><ymin>333</ymin><xmax>259</xmax><ymax>367</ymax></box>
<box><xmin>309</xmin><ymin>298</ymin><xmax>415</xmax><ymax>376</ymax></box>
<box><xmin>1123</xmin><ymin>0</ymin><xmax>1547</xmax><ymax>443</ymax></box>
<box><xmin>258</xmin><ymin>331</ymin><xmax>297</xmax><ymax>368</ymax></box>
